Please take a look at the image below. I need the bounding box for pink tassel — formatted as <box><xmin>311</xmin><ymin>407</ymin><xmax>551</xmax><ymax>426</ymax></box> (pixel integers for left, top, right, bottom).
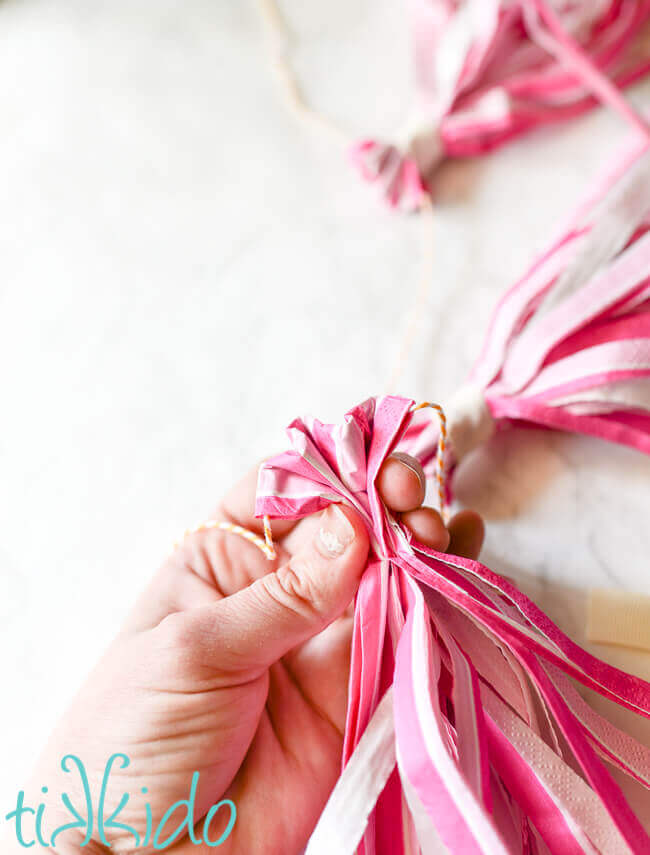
<box><xmin>354</xmin><ymin>0</ymin><xmax>650</xmax><ymax>209</ymax></box>
<box><xmin>396</xmin><ymin>131</ymin><xmax>650</xmax><ymax>484</ymax></box>
<box><xmin>256</xmin><ymin>396</ymin><xmax>650</xmax><ymax>854</ymax></box>
<box><xmin>349</xmin><ymin>140</ymin><xmax>430</xmax><ymax>211</ymax></box>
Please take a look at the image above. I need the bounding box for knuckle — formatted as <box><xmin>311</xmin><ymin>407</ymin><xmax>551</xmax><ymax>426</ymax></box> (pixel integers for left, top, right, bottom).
<box><xmin>149</xmin><ymin>611</ymin><xmax>207</xmax><ymax>686</ymax></box>
<box><xmin>156</xmin><ymin>611</ymin><xmax>197</xmax><ymax>655</ymax></box>
<box><xmin>263</xmin><ymin>557</ymin><xmax>325</xmax><ymax>622</ymax></box>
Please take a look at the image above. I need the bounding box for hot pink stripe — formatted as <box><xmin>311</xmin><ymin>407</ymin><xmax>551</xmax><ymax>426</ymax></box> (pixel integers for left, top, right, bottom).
<box><xmin>487</xmin><ymin>394</ymin><xmax>650</xmax><ymax>455</ymax></box>
<box><xmin>545</xmin><ymin>308</ymin><xmax>650</xmax><ymax>362</ymax></box>
<box><xmin>343</xmin><ymin>560</ymin><xmax>388</xmax><ymax>765</ymax></box>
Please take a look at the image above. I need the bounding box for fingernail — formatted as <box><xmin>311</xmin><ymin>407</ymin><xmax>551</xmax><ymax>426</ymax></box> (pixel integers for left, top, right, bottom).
<box><xmin>391</xmin><ymin>452</ymin><xmax>425</xmax><ymax>484</ymax></box>
<box><xmin>317</xmin><ymin>505</ymin><xmax>355</xmax><ymax>557</ymax></box>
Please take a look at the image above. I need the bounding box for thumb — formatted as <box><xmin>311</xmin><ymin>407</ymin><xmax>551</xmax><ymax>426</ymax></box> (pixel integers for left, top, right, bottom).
<box><xmin>186</xmin><ymin>504</ymin><xmax>369</xmax><ymax>675</ymax></box>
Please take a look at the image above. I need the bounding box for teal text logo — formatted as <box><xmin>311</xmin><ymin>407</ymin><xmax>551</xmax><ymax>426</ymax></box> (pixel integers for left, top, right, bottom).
<box><xmin>5</xmin><ymin>754</ymin><xmax>236</xmax><ymax>849</ymax></box>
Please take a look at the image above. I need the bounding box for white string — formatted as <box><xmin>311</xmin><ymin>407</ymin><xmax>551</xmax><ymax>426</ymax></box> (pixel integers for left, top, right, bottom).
<box><xmin>255</xmin><ymin>0</ymin><xmax>437</xmax><ymax>392</ymax></box>
<box><xmin>257</xmin><ymin>0</ymin><xmax>349</xmax><ymax>143</ymax></box>
<box><xmin>387</xmin><ymin>194</ymin><xmax>436</xmax><ymax>392</ymax></box>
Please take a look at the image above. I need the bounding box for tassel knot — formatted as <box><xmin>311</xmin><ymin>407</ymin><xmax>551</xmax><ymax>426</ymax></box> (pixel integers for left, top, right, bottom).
<box><xmin>446</xmin><ymin>384</ymin><xmax>496</xmax><ymax>461</ymax></box>
<box><xmin>349</xmin><ymin>139</ymin><xmax>432</xmax><ymax>212</ymax></box>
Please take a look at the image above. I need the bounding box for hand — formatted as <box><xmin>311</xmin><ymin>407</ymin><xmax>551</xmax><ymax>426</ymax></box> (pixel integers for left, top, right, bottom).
<box><xmin>10</xmin><ymin>455</ymin><xmax>483</xmax><ymax>855</ymax></box>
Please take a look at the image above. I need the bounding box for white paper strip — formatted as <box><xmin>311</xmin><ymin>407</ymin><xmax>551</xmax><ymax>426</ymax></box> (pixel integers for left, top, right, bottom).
<box><xmin>305</xmin><ymin>687</ymin><xmax>396</xmax><ymax>855</ymax></box>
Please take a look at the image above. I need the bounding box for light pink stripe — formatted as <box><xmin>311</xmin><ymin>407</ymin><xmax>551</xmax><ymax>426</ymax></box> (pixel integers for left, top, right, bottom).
<box><xmin>544</xmin><ymin>661</ymin><xmax>650</xmax><ymax>790</ymax></box>
<box><xmin>520</xmin><ymin>339</ymin><xmax>650</xmax><ymax>398</ymax></box>
<box><xmin>521</xmin><ymin>654</ymin><xmax>650</xmax><ymax>853</ymax></box>
<box><xmin>484</xmin><ymin>713</ymin><xmax>589</xmax><ymax>855</ymax></box>
<box><xmin>483</xmin><ymin>684</ymin><xmax>628</xmax><ymax>854</ymax></box>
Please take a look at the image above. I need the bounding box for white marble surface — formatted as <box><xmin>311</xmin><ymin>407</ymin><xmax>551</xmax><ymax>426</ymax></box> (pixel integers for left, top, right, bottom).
<box><xmin>2</xmin><ymin>0</ymin><xmax>650</xmax><ymax>807</ymax></box>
